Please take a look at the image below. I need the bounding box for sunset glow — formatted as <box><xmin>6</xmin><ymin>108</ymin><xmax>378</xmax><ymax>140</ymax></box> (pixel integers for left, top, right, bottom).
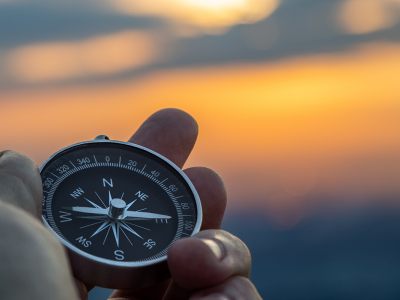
<box><xmin>2</xmin><ymin>43</ymin><xmax>400</xmax><ymax>227</ymax></box>
<box><xmin>109</xmin><ymin>0</ymin><xmax>279</xmax><ymax>33</ymax></box>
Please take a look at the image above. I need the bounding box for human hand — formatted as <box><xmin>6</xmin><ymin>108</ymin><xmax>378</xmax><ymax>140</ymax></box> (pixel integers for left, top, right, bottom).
<box><xmin>107</xmin><ymin>109</ymin><xmax>261</xmax><ymax>300</ymax></box>
<box><xmin>0</xmin><ymin>108</ymin><xmax>261</xmax><ymax>300</ymax></box>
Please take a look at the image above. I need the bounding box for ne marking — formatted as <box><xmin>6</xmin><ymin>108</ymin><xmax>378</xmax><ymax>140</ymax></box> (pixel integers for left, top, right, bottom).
<box><xmin>160</xmin><ymin>178</ymin><xmax>168</xmax><ymax>184</ymax></box>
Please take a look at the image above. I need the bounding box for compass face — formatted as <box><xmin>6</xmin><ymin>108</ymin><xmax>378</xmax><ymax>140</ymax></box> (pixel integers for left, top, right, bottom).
<box><xmin>41</xmin><ymin>141</ymin><xmax>201</xmax><ymax>265</ymax></box>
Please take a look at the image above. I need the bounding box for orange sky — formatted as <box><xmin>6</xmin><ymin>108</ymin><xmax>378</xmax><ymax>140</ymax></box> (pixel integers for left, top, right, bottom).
<box><xmin>1</xmin><ymin>42</ymin><xmax>400</xmax><ymax>227</ymax></box>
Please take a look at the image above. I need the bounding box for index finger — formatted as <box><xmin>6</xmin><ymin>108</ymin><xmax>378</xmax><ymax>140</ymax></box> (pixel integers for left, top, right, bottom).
<box><xmin>128</xmin><ymin>108</ymin><xmax>198</xmax><ymax>169</ymax></box>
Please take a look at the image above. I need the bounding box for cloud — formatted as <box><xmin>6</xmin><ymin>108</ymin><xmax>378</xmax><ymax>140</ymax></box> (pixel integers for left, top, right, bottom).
<box><xmin>4</xmin><ymin>30</ymin><xmax>160</xmax><ymax>83</ymax></box>
<box><xmin>338</xmin><ymin>0</ymin><xmax>400</xmax><ymax>34</ymax></box>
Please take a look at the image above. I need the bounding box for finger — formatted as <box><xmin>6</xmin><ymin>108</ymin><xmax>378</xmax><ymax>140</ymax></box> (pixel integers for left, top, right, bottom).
<box><xmin>0</xmin><ymin>150</ymin><xmax>42</xmax><ymax>218</ymax></box>
<box><xmin>184</xmin><ymin>167</ymin><xmax>227</xmax><ymax>230</ymax></box>
<box><xmin>167</xmin><ymin>230</ymin><xmax>252</xmax><ymax>291</ymax></box>
<box><xmin>0</xmin><ymin>201</ymin><xmax>79</xmax><ymax>300</ymax></box>
<box><xmin>74</xmin><ymin>279</ymin><xmax>93</xmax><ymax>300</ymax></box>
<box><xmin>109</xmin><ymin>167</ymin><xmax>227</xmax><ymax>300</ymax></box>
<box><xmin>128</xmin><ymin>108</ymin><xmax>198</xmax><ymax>169</ymax></box>
<box><xmin>108</xmin><ymin>278</ymin><xmax>171</xmax><ymax>300</ymax></box>
<box><xmin>190</xmin><ymin>276</ymin><xmax>262</xmax><ymax>300</ymax></box>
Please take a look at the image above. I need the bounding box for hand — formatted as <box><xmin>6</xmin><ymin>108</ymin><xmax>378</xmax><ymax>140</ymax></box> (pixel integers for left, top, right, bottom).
<box><xmin>0</xmin><ymin>108</ymin><xmax>262</xmax><ymax>300</ymax></box>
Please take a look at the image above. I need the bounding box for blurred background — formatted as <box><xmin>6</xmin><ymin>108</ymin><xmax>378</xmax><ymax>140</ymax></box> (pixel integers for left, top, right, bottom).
<box><xmin>1</xmin><ymin>0</ymin><xmax>400</xmax><ymax>298</ymax></box>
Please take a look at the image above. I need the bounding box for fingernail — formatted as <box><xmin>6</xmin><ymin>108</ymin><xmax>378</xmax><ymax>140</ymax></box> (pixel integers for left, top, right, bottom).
<box><xmin>201</xmin><ymin>239</ymin><xmax>223</xmax><ymax>260</ymax></box>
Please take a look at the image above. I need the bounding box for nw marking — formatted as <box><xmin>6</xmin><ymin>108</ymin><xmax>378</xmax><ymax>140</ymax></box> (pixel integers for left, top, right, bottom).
<box><xmin>70</xmin><ymin>188</ymin><xmax>84</xmax><ymax>199</ymax></box>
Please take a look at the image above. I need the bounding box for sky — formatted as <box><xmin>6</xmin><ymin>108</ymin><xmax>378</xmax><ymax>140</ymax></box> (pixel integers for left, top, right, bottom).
<box><xmin>1</xmin><ymin>0</ymin><xmax>400</xmax><ymax>228</ymax></box>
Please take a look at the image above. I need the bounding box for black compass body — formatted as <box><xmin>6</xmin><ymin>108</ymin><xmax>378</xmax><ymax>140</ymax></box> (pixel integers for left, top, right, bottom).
<box><xmin>40</xmin><ymin>136</ymin><xmax>202</xmax><ymax>289</ymax></box>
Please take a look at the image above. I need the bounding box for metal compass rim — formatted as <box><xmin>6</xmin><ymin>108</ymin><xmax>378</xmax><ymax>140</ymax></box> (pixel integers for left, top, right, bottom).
<box><xmin>40</xmin><ymin>138</ymin><xmax>203</xmax><ymax>268</ymax></box>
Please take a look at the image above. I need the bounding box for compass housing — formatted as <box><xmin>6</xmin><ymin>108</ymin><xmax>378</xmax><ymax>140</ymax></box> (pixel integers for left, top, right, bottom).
<box><xmin>40</xmin><ymin>137</ymin><xmax>202</xmax><ymax>289</ymax></box>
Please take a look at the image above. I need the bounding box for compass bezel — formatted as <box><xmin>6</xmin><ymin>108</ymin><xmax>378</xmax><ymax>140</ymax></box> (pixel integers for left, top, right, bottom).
<box><xmin>40</xmin><ymin>139</ymin><xmax>202</xmax><ymax>277</ymax></box>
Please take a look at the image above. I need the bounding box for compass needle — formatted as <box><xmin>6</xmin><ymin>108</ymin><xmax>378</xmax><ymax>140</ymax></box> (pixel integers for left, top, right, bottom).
<box><xmin>63</xmin><ymin>206</ymin><xmax>108</xmax><ymax>215</ymax></box>
<box><xmin>40</xmin><ymin>135</ymin><xmax>201</xmax><ymax>289</ymax></box>
<box><xmin>80</xmin><ymin>220</ymin><xmax>104</xmax><ymax>229</ymax></box>
<box><xmin>124</xmin><ymin>211</ymin><xmax>172</xmax><ymax>219</ymax></box>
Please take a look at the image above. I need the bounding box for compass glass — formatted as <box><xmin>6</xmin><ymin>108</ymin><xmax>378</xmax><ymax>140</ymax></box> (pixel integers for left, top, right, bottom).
<box><xmin>41</xmin><ymin>141</ymin><xmax>200</xmax><ymax>264</ymax></box>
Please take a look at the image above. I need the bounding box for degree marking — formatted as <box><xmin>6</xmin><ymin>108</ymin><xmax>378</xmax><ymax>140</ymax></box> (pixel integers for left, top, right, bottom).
<box><xmin>160</xmin><ymin>178</ymin><xmax>168</xmax><ymax>184</ymax></box>
<box><xmin>119</xmin><ymin>156</ymin><xmax>121</xmax><ymax>167</ymax></box>
<box><xmin>69</xmin><ymin>161</ymin><xmax>76</xmax><ymax>168</ymax></box>
<box><xmin>141</xmin><ymin>164</ymin><xmax>146</xmax><ymax>172</ymax></box>
<box><xmin>93</xmin><ymin>155</ymin><xmax>98</xmax><ymax>164</ymax></box>
<box><xmin>49</xmin><ymin>172</ymin><xmax>60</xmax><ymax>179</ymax></box>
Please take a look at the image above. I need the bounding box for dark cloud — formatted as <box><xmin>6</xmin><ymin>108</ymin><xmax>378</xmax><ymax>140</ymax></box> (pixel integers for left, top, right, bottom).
<box><xmin>1</xmin><ymin>0</ymin><xmax>400</xmax><ymax>88</ymax></box>
<box><xmin>0</xmin><ymin>2</ymin><xmax>162</xmax><ymax>48</ymax></box>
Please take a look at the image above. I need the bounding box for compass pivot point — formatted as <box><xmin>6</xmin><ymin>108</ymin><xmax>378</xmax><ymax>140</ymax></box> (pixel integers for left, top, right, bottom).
<box><xmin>108</xmin><ymin>198</ymin><xmax>126</xmax><ymax>219</ymax></box>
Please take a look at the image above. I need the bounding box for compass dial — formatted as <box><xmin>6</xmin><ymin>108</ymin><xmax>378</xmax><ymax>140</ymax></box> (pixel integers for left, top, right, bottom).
<box><xmin>40</xmin><ymin>138</ymin><xmax>202</xmax><ymax>288</ymax></box>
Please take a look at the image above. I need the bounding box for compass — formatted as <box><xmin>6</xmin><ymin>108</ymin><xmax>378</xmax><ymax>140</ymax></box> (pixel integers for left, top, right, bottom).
<box><xmin>40</xmin><ymin>135</ymin><xmax>202</xmax><ymax>289</ymax></box>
